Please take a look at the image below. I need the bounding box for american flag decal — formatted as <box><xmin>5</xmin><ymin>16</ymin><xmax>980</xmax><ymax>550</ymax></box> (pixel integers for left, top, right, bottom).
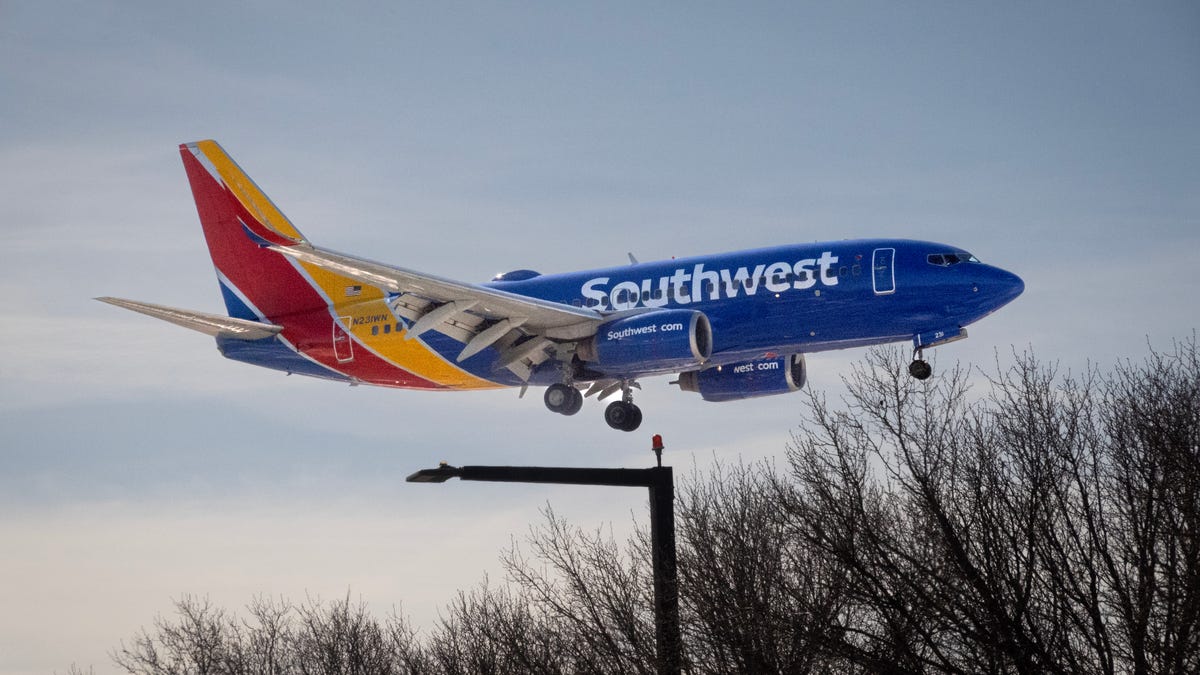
<box><xmin>345</xmin><ymin>285</ymin><xmax>362</xmax><ymax>297</ymax></box>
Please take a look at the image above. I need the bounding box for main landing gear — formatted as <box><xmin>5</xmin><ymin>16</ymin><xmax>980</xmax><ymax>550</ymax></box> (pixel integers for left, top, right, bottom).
<box><xmin>602</xmin><ymin>380</ymin><xmax>642</xmax><ymax>432</ymax></box>
<box><xmin>544</xmin><ymin>383</ymin><xmax>584</xmax><ymax>416</ymax></box>
<box><xmin>908</xmin><ymin>350</ymin><xmax>933</xmax><ymax>381</ymax></box>
<box><xmin>544</xmin><ymin>380</ymin><xmax>643</xmax><ymax>432</ymax></box>
<box><xmin>604</xmin><ymin>399</ymin><xmax>643</xmax><ymax>432</ymax></box>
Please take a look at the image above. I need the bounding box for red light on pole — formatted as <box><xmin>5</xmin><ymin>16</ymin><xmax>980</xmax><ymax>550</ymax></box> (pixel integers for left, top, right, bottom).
<box><xmin>651</xmin><ymin>434</ymin><xmax>665</xmax><ymax>467</ymax></box>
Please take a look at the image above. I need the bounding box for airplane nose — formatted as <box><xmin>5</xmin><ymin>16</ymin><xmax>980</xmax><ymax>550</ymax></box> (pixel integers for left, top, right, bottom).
<box><xmin>997</xmin><ymin>268</ymin><xmax>1024</xmax><ymax>302</ymax></box>
<box><xmin>953</xmin><ymin>265</ymin><xmax>1025</xmax><ymax>324</ymax></box>
<box><xmin>977</xmin><ymin>267</ymin><xmax>1024</xmax><ymax>312</ymax></box>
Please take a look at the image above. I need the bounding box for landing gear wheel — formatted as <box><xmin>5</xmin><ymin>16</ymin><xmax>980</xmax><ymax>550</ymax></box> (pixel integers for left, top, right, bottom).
<box><xmin>627</xmin><ymin>405</ymin><xmax>643</xmax><ymax>430</ymax></box>
<box><xmin>604</xmin><ymin>401</ymin><xmax>643</xmax><ymax>432</ymax></box>
<box><xmin>545</xmin><ymin>384</ymin><xmax>585</xmax><ymax>416</ymax></box>
<box><xmin>909</xmin><ymin>359</ymin><xmax>933</xmax><ymax>381</ymax></box>
<box><xmin>562</xmin><ymin>387</ymin><xmax>584</xmax><ymax>416</ymax></box>
<box><xmin>544</xmin><ymin>384</ymin><xmax>573</xmax><ymax>413</ymax></box>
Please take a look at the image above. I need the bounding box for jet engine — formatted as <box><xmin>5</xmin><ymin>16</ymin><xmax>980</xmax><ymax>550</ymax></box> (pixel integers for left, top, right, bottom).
<box><xmin>675</xmin><ymin>354</ymin><xmax>806</xmax><ymax>402</ymax></box>
<box><xmin>578</xmin><ymin>309</ymin><xmax>712</xmax><ymax>376</ymax></box>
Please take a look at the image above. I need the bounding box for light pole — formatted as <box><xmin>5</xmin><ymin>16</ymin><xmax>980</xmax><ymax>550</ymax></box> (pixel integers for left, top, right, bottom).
<box><xmin>407</xmin><ymin>435</ymin><xmax>681</xmax><ymax>675</ymax></box>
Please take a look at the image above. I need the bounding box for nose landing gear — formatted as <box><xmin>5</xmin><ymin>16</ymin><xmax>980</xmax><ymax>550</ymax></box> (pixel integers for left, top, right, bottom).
<box><xmin>909</xmin><ymin>350</ymin><xmax>933</xmax><ymax>380</ymax></box>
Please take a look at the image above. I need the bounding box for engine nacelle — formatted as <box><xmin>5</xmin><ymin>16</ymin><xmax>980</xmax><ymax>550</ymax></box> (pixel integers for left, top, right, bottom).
<box><xmin>579</xmin><ymin>309</ymin><xmax>712</xmax><ymax>376</ymax></box>
<box><xmin>676</xmin><ymin>354</ymin><xmax>806</xmax><ymax>402</ymax></box>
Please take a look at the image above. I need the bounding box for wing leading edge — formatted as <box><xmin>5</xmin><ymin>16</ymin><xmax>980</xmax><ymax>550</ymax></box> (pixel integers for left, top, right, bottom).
<box><xmin>273</xmin><ymin>244</ymin><xmax>599</xmax><ymax>336</ymax></box>
<box><xmin>271</xmin><ymin>243</ymin><xmax>603</xmax><ymax>373</ymax></box>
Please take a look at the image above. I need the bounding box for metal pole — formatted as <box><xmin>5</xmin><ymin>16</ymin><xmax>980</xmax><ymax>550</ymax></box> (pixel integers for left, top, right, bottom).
<box><xmin>407</xmin><ymin>456</ymin><xmax>682</xmax><ymax>675</ymax></box>
<box><xmin>649</xmin><ymin>466</ymin><xmax>681</xmax><ymax>675</ymax></box>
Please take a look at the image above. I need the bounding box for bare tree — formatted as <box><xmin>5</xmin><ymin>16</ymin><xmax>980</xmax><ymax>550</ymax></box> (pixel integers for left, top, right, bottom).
<box><xmin>782</xmin><ymin>340</ymin><xmax>1200</xmax><ymax>674</ymax></box>
<box><xmin>676</xmin><ymin>459</ymin><xmax>843</xmax><ymax>673</ymax></box>
<box><xmin>114</xmin><ymin>595</ymin><xmax>238</xmax><ymax>675</ymax></box>
<box><xmin>288</xmin><ymin>594</ymin><xmax>397</xmax><ymax>674</ymax></box>
<box><xmin>426</xmin><ymin>580</ymin><xmax>567</xmax><ymax>674</ymax></box>
<box><xmin>501</xmin><ymin>509</ymin><xmax>657</xmax><ymax>674</ymax></box>
<box><xmin>112</xmin><ymin>594</ymin><xmax>427</xmax><ymax>675</ymax></box>
<box><xmin>107</xmin><ymin>339</ymin><xmax>1200</xmax><ymax>674</ymax></box>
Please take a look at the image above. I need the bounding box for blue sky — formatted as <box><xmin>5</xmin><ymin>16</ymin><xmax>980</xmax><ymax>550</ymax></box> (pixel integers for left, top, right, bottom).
<box><xmin>1</xmin><ymin>2</ymin><xmax>1197</xmax><ymax>672</ymax></box>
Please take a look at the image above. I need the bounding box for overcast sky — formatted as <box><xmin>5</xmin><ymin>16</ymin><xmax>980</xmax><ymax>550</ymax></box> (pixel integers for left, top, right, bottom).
<box><xmin>1</xmin><ymin>2</ymin><xmax>1198</xmax><ymax>672</ymax></box>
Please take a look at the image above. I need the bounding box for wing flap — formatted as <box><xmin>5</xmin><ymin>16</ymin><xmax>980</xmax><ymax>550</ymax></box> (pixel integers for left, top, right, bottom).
<box><xmin>273</xmin><ymin>243</ymin><xmax>601</xmax><ymax>339</ymax></box>
<box><xmin>96</xmin><ymin>297</ymin><xmax>283</xmax><ymax>341</ymax></box>
<box><xmin>458</xmin><ymin>317</ymin><xmax>528</xmax><ymax>362</ymax></box>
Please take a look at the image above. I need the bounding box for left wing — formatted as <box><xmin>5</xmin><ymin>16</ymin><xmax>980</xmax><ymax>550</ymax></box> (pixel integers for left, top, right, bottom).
<box><xmin>273</xmin><ymin>242</ymin><xmax>604</xmax><ymax>376</ymax></box>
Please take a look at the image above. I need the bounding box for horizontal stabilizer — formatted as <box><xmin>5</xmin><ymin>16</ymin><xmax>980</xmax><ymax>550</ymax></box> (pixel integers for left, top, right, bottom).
<box><xmin>96</xmin><ymin>297</ymin><xmax>283</xmax><ymax>341</ymax></box>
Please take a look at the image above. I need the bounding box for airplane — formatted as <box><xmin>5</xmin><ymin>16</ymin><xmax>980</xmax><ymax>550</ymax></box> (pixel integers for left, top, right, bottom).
<box><xmin>99</xmin><ymin>140</ymin><xmax>1025</xmax><ymax>432</ymax></box>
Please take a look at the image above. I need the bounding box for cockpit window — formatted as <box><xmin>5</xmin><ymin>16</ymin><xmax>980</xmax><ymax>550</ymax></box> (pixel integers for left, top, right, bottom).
<box><xmin>928</xmin><ymin>251</ymin><xmax>981</xmax><ymax>266</ymax></box>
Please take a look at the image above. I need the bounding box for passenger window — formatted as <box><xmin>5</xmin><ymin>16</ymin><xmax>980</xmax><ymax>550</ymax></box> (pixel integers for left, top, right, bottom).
<box><xmin>371</xmin><ymin>325</ymin><xmax>379</xmax><ymax>336</ymax></box>
<box><xmin>852</xmin><ymin>264</ymin><xmax>862</xmax><ymax>276</ymax></box>
<box><xmin>383</xmin><ymin>324</ymin><xmax>391</xmax><ymax>334</ymax></box>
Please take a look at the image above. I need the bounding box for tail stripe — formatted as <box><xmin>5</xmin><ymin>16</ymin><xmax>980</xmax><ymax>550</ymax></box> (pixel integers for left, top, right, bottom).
<box><xmin>181</xmin><ymin>140</ymin><xmax>506</xmax><ymax>390</ymax></box>
<box><xmin>186</xmin><ymin>140</ymin><xmax>307</xmax><ymax>244</ymax></box>
<box><xmin>292</xmin><ymin>259</ymin><xmax>503</xmax><ymax>389</ymax></box>
<box><xmin>181</xmin><ymin>142</ymin><xmax>445</xmax><ymax>389</ymax></box>
<box><xmin>216</xmin><ymin>273</ymin><xmax>264</xmax><ymax>323</ymax></box>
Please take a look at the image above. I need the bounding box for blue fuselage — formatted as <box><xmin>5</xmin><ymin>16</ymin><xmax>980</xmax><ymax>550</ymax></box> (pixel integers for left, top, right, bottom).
<box><xmin>487</xmin><ymin>238</ymin><xmax>1023</xmax><ymax>381</ymax></box>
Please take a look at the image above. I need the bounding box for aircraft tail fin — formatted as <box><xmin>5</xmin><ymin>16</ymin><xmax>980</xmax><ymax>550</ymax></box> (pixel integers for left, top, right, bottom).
<box><xmin>179</xmin><ymin>140</ymin><xmax>328</xmax><ymax>321</ymax></box>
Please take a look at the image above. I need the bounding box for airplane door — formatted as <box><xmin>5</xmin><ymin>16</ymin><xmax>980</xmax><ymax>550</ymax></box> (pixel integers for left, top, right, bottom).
<box><xmin>332</xmin><ymin>316</ymin><xmax>355</xmax><ymax>362</ymax></box>
<box><xmin>872</xmin><ymin>248</ymin><xmax>896</xmax><ymax>295</ymax></box>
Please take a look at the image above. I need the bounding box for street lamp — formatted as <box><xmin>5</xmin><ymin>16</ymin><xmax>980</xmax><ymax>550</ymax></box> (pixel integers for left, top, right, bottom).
<box><xmin>406</xmin><ymin>462</ymin><xmax>460</xmax><ymax>483</ymax></box>
<box><xmin>406</xmin><ymin>435</ymin><xmax>680</xmax><ymax>675</ymax></box>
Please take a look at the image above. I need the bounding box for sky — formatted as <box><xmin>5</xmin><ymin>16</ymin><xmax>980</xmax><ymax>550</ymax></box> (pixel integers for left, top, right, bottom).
<box><xmin>1</xmin><ymin>2</ymin><xmax>1197</xmax><ymax>672</ymax></box>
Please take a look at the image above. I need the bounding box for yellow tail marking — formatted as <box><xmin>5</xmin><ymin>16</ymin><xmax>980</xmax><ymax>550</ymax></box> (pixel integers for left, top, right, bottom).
<box><xmin>299</xmin><ymin>262</ymin><xmax>503</xmax><ymax>390</ymax></box>
<box><xmin>195</xmin><ymin>140</ymin><xmax>307</xmax><ymax>243</ymax></box>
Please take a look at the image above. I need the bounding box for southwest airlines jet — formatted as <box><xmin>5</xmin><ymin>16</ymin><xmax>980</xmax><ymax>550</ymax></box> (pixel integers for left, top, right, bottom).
<box><xmin>99</xmin><ymin>141</ymin><xmax>1024</xmax><ymax>432</ymax></box>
